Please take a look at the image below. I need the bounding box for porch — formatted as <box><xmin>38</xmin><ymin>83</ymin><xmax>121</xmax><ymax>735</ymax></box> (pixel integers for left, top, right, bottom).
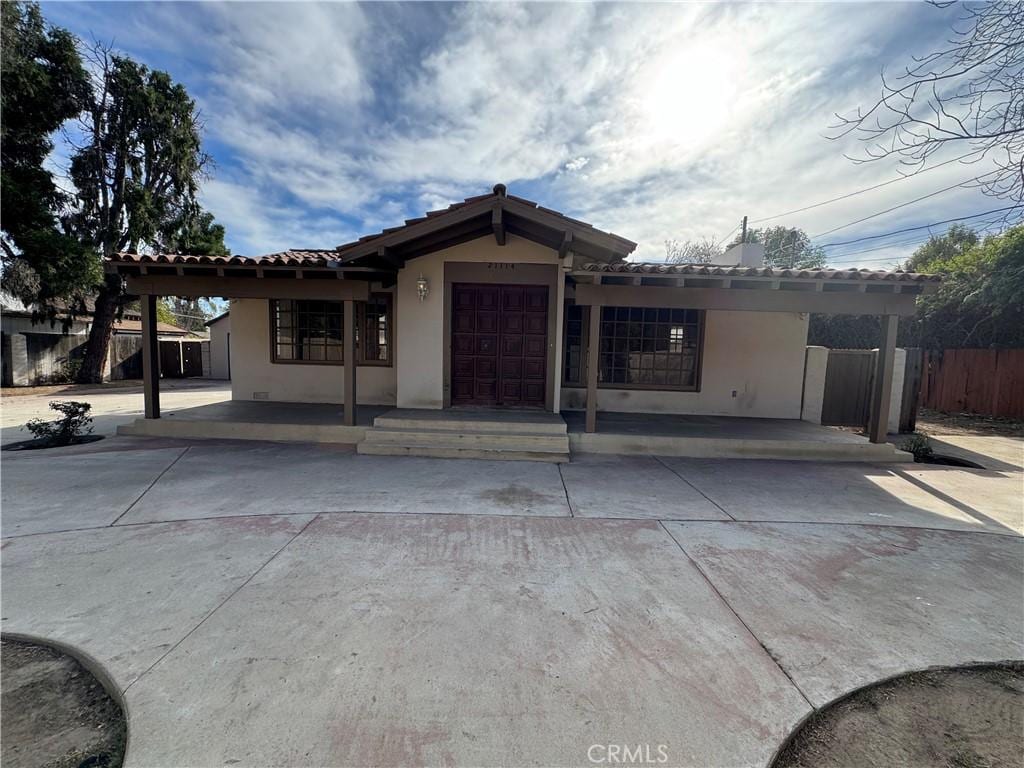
<box><xmin>117</xmin><ymin>401</ymin><xmax>908</xmax><ymax>462</ymax></box>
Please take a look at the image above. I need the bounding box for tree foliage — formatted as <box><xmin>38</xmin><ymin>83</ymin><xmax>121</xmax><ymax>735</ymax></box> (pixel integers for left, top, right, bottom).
<box><xmin>67</xmin><ymin>43</ymin><xmax>225</xmax><ymax>382</ymax></box>
<box><xmin>0</xmin><ymin>1</ymin><xmax>96</xmax><ymax>326</ymax></box>
<box><xmin>809</xmin><ymin>225</ymin><xmax>1024</xmax><ymax>350</ymax></box>
<box><xmin>729</xmin><ymin>225</ymin><xmax>827</xmax><ymax>269</ymax></box>
<box><xmin>904</xmin><ymin>223</ymin><xmax>979</xmax><ymax>272</ymax></box>
<box><xmin>911</xmin><ymin>224</ymin><xmax>1024</xmax><ymax>349</ymax></box>
<box><xmin>834</xmin><ymin>1</ymin><xmax>1024</xmax><ymax>209</ymax></box>
<box><xmin>664</xmin><ymin>237</ymin><xmax>721</xmax><ymax>264</ymax></box>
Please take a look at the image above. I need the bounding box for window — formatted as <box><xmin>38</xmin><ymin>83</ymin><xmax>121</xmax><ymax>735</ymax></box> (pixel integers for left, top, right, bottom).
<box><xmin>562</xmin><ymin>304</ymin><xmax>703</xmax><ymax>390</ymax></box>
<box><xmin>271</xmin><ymin>295</ymin><xmax>393</xmax><ymax>366</ymax></box>
<box><xmin>359</xmin><ymin>293</ymin><xmax>392</xmax><ymax>365</ymax></box>
<box><xmin>563</xmin><ymin>303</ymin><xmax>585</xmax><ymax>385</ymax></box>
<box><xmin>600</xmin><ymin>307</ymin><xmax>702</xmax><ymax>389</ymax></box>
<box><xmin>272</xmin><ymin>300</ymin><xmax>344</xmax><ymax>363</ymax></box>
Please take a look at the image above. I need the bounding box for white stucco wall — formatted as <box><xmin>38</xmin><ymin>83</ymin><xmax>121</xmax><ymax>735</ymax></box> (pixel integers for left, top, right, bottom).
<box><xmin>561</xmin><ymin>310</ymin><xmax>810</xmax><ymax>418</ymax></box>
<box><xmin>395</xmin><ymin>234</ymin><xmax>561</xmax><ymax>410</ymax></box>
<box><xmin>801</xmin><ymin>346</ymin><xmax>829</xmax><ymax>423</ymax></box>
<box><xmin>888</xmin><ymin>347</ymin><xmax>907</xmax><ymax>433</ymax></box>
<box><xmin>229</xmin><ymin>298</ymin><xmax>397</xmax><ymax>404</ymax></box>
<box><xmin>207</xmin><ymin>314</ymin><xmax>231</xmax><ymax>380</ymax></box>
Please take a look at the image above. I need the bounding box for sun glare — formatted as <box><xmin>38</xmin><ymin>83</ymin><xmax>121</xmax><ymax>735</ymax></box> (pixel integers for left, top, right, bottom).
<box><xmin>641</xmin><ymin>42</ymin><xmax>742</xmax><ymax>149</ymax></box>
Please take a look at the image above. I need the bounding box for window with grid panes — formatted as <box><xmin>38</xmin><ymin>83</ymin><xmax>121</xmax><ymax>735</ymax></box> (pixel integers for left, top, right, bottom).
<box><xmin>272</xmin><ymin>300</ymin><xmax>344</xmax><ymax>363</ymax></box>
<box><xmin>598</xmin><ymin>306</ymin><xmax>702</xmax><ymax>389</ymax></box>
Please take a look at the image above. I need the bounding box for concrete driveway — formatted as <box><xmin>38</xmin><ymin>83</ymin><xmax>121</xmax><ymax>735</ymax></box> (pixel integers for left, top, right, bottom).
<box><xmin>2</xmin><ymin>432</ymin><xmax>1022</xmax><ymax>767</ymax></box>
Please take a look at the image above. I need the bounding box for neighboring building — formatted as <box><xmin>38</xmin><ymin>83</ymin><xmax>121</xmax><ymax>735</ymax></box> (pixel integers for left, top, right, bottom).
<box><xmin>205</xmin><ymin>310</ymin><xmax>231</xmax><ymax>380</ymax></box>
<box><xmin>1</xmin><ymin>292</ymin><xmax>208</xmax><ymax>385</ymax></box>
<box><xmin>108</xmin><ymin>185</ymin><xmax>939</xmax><ymax>460</ymax></box>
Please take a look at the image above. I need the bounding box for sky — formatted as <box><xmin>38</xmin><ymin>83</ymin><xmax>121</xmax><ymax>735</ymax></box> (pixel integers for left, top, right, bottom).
<box><xmin>42</xmin><ymin>1</ymin><xmax>1013</xmax><ymax>268</ymax></box>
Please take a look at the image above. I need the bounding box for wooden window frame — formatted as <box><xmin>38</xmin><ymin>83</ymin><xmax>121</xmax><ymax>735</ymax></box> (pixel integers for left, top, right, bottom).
<box><xmin>269</xmin><ymin>295</ymin><xmax>393</xmax><ymax>367</ymax></box>
<box><xmin>562</xmin><ymin>303</ymin><xmax>705</xmax><ymax>392</ymax></box>
<box><xmin>357</xmin><ymin>292</ymin><xmax>393</xmax><ymax>367</ymax></box>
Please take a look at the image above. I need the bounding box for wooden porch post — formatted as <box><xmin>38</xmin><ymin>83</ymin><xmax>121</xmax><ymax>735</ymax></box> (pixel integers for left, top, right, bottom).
<box><xmin>585</xmin><ymin>304</ymin><xmax>601</xmax><ymax>433</ymax></box>
<box><xmin>868</xmin><ymin>314</ymin><xmax>898</xmax><ymax>443</ymax></box>
<box><xmin>343</xmin><ymin>298</ymin><xmax>357</xmax><ymax>426</ymax></box>
<box><xmin>141</xmin><ymin>294</ymin><xmax>161</xmax><ymax>419</ymax></box>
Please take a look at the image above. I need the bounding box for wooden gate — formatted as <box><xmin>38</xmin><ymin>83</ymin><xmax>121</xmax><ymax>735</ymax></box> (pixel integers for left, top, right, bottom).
<box><xmin>181</xmin><ymin>341</ymin><xmax>204</xmax><ymax>377</ymax></box>
<box><xmin>159</xmin><ymin>341</ymin><xmax>183</xmax><ymax>378</ymax></box>
<box><xmin>820</xmin><ymin>349</ymin><xmax>876</xmax><ymax>428</ymax></box>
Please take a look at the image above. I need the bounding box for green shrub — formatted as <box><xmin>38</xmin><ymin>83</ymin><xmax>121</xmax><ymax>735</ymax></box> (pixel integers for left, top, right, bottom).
<box><xmin>900</xmin><ymin>433</ymin><xmax>933</xmax><ymax>462</ymax></box>
<box><xmin>25</xmin><ymin>400</ymin><xmax>94</xmax><ymax>446</ymax></box>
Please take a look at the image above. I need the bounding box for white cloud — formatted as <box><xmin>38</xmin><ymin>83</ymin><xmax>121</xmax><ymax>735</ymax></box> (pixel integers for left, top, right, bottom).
<box><xmin>58</xmin><ymin>0</ymin><xmax>1005</xmax><ymax>265</ymax></box>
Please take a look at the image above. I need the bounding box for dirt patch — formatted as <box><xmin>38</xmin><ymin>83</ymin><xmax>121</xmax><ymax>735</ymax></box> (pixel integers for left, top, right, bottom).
<box><xmin>774</xmin><ymin>663</ymin><xmax>1024</xmax><ymax>768</ymax></box>
<box><xmin>1</xmin><ymin>638</ymin><xmax>125</xmax><ymax>768</ymax></box>
<box><xmin>916</xmin><ymin>409</ymin><xmax>1024</xmax><ymax>437</ymax></box>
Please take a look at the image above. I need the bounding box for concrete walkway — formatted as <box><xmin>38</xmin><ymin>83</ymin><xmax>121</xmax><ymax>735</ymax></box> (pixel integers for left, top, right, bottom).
<box><xmin>2</xmin><ymin>436</ymin><xmax>1021</xmax><ymax>767</ymax></box>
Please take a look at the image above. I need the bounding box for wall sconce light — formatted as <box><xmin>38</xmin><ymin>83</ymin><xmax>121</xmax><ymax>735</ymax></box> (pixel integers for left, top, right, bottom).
<box><xmin>416</xmin><ymin>275</ymin><xmax>429</xmax><ymax>302</ymax></box>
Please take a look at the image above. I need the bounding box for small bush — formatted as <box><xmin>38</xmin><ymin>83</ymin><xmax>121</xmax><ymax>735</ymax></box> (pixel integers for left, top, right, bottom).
<box><xmin>900</xmin><ymin>433</ymin><xmax>934</xmax><ymax>462</ymax></box>
<box><xmin>24</xmin><ymin>401</ymin><xmax>94</xmax><ymax>446</ymax></box>
<box><xmin>49</xmin><ymin>357</ymin><xmax>82</xmax><ymax>384</ymax></box>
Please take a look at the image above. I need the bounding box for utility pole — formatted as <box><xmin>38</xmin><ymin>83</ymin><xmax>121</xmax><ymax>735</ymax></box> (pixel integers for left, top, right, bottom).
<box><xmin>740</xmin><ymin>215</ymin><xmax>748</xmax><ymax>244</ymax></box>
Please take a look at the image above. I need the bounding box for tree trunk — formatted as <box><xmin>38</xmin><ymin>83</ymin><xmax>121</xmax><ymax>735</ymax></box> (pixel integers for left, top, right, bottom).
<box><xmin>76</xmin><ymin>274</ymin><xmax>122</xmax><ymax>383</ymax></box>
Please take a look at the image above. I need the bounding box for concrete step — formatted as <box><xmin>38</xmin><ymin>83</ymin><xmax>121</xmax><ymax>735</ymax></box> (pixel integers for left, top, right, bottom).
<box><xmin>362</xmin><ymin>427</ymin><xmax>569</xmax><ymax>451</ymax></box>
<box><xmin>357</xmin><ymin>441</ymin><xmax>569</xmax><ymax>463</ymax></box>
<box><xmin>373</xmin><ymin>410</ymin><xmax>567</xmax><ymax>435</ymax></box>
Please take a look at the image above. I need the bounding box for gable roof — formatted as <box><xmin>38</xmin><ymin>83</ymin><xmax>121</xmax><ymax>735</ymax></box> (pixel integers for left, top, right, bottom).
<box><xmin>108</xmin><ymin>185</ymin><xmax>637</xmax><ymax>272</ymax></box>
<box><xmin>334</xmin><ymin>184</ymin><xmax>637</xmax><ymax>270</ymax></box>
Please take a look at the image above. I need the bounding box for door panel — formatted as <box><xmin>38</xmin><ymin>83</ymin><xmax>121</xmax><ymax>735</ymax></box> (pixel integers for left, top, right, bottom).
<box><xmin>451</xmin><ymin>282</ymin><xmax>548</xmax><ymax>407</ymax></box>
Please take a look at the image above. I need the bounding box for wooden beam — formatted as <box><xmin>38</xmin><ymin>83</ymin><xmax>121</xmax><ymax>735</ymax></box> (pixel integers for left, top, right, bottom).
<box><xmin>558</xmin><ymin>231</ymin><xmax>573</xmax><ymax>260</ymax></box>
<box><xmin>343</xmin><ymin>299</ymin><xmax>357</xmax><ymax>427</ymax></box>
<box><xmin>492</xmin><ymin>204</ymin><xmax>506</xmax><ymax>246</ymax></box>
<box><xmin>141</xmin><ymin>294</ymin><xmax>161</xmax><ymax>419</ymax></box>
<box><xmin>585</xmin><ymin>304</ymin><xmax>601</xmax><ymax>433</ymax></box>
<box><xmin>573</xmin><ymin>283</ymin><xmax>918</xmax><ymax>317</ymax></box>
<box><xmin>868</xmin><ymin>314</ymin><xmax>898</xmax><ymax>443</ymax></box>
<box><xmin>125</xmin><ymin>275</ymin><xmax>370</xmax><ymax>301</ymax></box>
<box><xmin>377</xmin><ymin>246</ymin><xmax>405</xmax><ymax>270</ymax></box>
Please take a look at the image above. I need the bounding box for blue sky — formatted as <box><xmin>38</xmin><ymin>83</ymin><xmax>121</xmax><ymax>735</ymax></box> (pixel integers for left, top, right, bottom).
<box><xmin>43</xmin><ymin>1</ymin><xmax>1009</xmax><ymax>267</ymax></box>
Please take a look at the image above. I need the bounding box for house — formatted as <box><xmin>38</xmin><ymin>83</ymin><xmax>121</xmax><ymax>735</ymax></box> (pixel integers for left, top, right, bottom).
<box><xmin>205</xmin><ymin>310</ymin><xmax>231</xmax><ymax>379</ymax></box>
<box><xmin>109</xmin><ymin>185</ymin><xmax>940</xmax><ymax>461</ymax></box>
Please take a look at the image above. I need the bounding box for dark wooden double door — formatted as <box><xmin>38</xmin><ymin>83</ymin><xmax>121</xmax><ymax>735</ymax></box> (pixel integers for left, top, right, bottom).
<box><xmin>451</xmin><ymin>283</ymin><xmax>548</xmax><ymax>407</ymax></box>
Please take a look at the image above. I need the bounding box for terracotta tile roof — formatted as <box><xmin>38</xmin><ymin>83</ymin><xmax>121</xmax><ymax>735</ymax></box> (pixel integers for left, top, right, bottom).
<box><xmin>580</xmin><ymin>262</ymin><xmax>942</xmax><ymax>282</ymax></box>
<box><xmin>108</xmin><ymin>186</ymin><xmax>637</xmax><ymax>267</ymax></box>
<box><xmin>110</xmin><ymin>249</ymin><xmax>337</xmax><ymax>267</ymax></box>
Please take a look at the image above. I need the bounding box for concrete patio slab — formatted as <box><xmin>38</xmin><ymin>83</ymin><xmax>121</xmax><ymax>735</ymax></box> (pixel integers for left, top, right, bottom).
<box><xmin>118</xmin><ymin>443</ymin><xmax>572</xmax><ymax>524</ymax></box>
<box><xmin>0</xmin><ymin>447</ymin><xmax>186</xmax><ymax>536</ymax></box>
<box><xmin>559</xmin><ymin>454</ymin><xmax>729</xmax><ymax>520</ymax></box>
<box><xmin>666</xmin><ymin>521</ymin><xmax>1024</xmax><ymax>707</ymax></box>
<box><xmin>1</xmin><ymin>518</ymin><xmax>311</xmax><ymax>692</ymax></box>
<box><xmin>891</xmin><ymin>466</ymin><xmax>1024</xmax><ymax>535</ymax></box>
<box><xmin>0</xmin><ymin>515</ymin><xmax>313</xmax><ymax>689</ymax></box>
<box><xmin>929</xmin><ymin>435</ymin><xmax>1024</xmax><ymax>472</ymax></box>
<box><xmin>662</xmin><ymin>458</ymin><xmax>1018</xmax><ymax>535</ymax></box>
<box><xmin>123</xmin><ymin>514</ymin><xmax>809</xmax><ymax>767</ymax></box>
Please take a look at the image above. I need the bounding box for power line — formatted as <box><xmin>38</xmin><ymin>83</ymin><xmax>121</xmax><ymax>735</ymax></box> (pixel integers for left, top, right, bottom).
<box><xmin>811</xmin><ymin>171</ymin><xmax>998</xmax><ymax>240</ymax></box>
<box><xmin>819</xmin><ymin>205</ymin><xmax>1021</xmax><ymax>249</ymax></box>
<box><xmin>827</xmin><ymin>216</ymin><xmax>1012</xmax><ymax>262</ymax></box>
<box><xmin>748</xmin><ymin>149</ymin><xmax>988</xmax><ymax>224</ymax></box>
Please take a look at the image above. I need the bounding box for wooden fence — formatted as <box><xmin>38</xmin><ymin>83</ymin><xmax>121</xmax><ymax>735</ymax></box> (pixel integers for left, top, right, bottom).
<box><xmin>920</xmin><ymin>348</ymin><xmax>1024</xmax><ymax>418</ymax></box>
